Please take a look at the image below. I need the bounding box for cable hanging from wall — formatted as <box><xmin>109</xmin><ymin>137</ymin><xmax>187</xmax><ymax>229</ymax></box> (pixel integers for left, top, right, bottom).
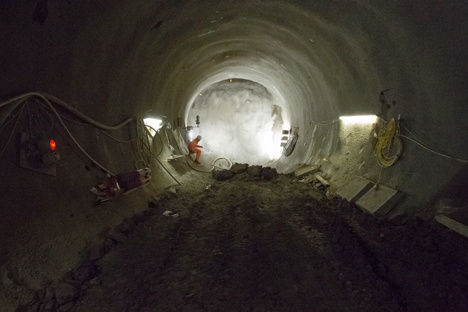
<box><xmin>399</xmin><ymin>123</ymin><xmax>468</xmax><ymax>164</ymax></box>
<box><xmin>375</xmin><ymin>115</ymin><xmax>468</xmax><ymax>166</ymax></box>
<box><xmin>374</xmin><ymin>116</ymin><xmax>403</xmax><ymax>168</ymax></box>
<box><xmin>0</xmin><ymin>92</ymin><xmax>137</xmax><ymax>176</ymax></box>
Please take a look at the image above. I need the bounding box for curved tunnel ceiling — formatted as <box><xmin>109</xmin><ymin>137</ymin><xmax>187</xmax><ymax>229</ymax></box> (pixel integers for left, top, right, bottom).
<box><xmin>151</xmin><ymin>1</ymin><xmax>372</xmax><ymax>167</ymax></box>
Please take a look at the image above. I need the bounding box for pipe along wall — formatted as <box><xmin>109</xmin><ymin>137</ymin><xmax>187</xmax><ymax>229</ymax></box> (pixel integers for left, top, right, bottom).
<box><xmin>0</xmin><ymin>0</ymin><xmax>467</xmax><ymax>308</ymax></box>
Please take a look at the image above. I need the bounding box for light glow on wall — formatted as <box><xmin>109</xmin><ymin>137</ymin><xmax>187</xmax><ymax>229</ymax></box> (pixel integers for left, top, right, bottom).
<box><xmin>143</xmin><ymin>118</ymin><xmax>162</xmax><ymax>136</ymax></box>
<box><xmin>339</xmin><ymin>115</ymin><xmax>377</xmax><ymax>124</ymax></box>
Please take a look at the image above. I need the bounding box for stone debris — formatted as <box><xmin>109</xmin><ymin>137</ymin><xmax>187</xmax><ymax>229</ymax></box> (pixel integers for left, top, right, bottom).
<box><xmin>230</xmin><ymin>163</ymin><xmax>248</xmax><ymax>174</ymax></box>
<box><xmin>294</xmin><ymin>165</ymin><xmax>320</xmax><ymax>177</ymax></box>
<box><xmin>314</xmin><ymin>174</ymin><xmax>330</xmax><ymax>187</ymax></box>
<box><xmin>260</xmin><ymin>167</ymin><xmax>278</xmax><ymax>180</ymax></box>
<box><xmin>167</xmin><ymin>187</ymin><xmax>178</xmax><ymax>195</ymax></box>
<box><xmin>162</xmin><ymin>210</ymin><xmax>180</xmax><ymax>218</ymax></box>
<box><xmin>213</xmin><ymin>169</ymin><xmax>234</xmax><ymax>181</ymax></box>
<box><xmin>298</xmin><ymin>173</ymin><xmax>316</xmax><ymax>183</ymax></box>
<box><xmin>246</xmin><ymin>165</ymin><xmax>262</xmax><ymax>177</ymax></box>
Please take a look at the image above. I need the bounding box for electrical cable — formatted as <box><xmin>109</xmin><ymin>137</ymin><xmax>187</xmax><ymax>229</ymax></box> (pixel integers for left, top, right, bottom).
<box><xmin>373</xmin><ymin>167</ymin><xmax>383</xmax><ymax>190</ymax></box>
<box><xmin>99</xmin><ymin>130</ymin><xmax>135</xmax><ymax>144</ymax></box>
<box><xmin>138</xmin><ymin>126</ymin><xmax>181</xmax><ymax>185</ymax></box>
<box><xmin>0</xmin><ymin>101</ymin><xmax>23</xmax><ymax>142</ymax></box>
<box><xmin>0</xmin><ymin>92</ymin><xmax>133</xmax><ymax>130</ymax></box>
<box><xmin>374</xmin><ymin>117</ymin><xmax>403</xmax><ymax>168</ymax></box>
<box><xmin>394</xmin><ymin>119</ymin><xmax>468</xmax><ymax>164</ymax></box>
<box><xmin>43</xmin><ymin>93</ymin><xmax>134</xmax><ymax>130</ymax></box>
<box><xmin>399</xmin><ymin>134</ymin><xmax>468</xmax><ymax>164</ymax></box>
<box><xmin>185</xmin><ymin>156</ymin><xmax>233</xmax><ymax>173</ymax></box>
<box><xmin>56</xmin><ymin>110</ymin><xmax>135</xmax><ymax>144</ymax></box>
<box><xmin>32</xmin><ymin>93</ymin><xmax>116</xmax><ymax>176</ymax></box>
<box><xmin>57</xmin><ymin>113</ymin><xmax>94</xmax><ymax>126</ymax></box>
<box><xmin>26</xmin><ymin>98</ymin><xmax>53</xmax><ymax>137</ymax></box>
<box><xmin>0</xmin><ymin>92</ymin><xmax>136</xmax><ymax>176</ymax></box>
<box><xmin>26</xmin><ymin>102</ymin><xmax>34</xmax><ymax>137</ymax></box>
<box><xmin>34</xmin><ymin>98</ymin><xmax>54</xmax><ymax>135</ymax></box>
<box><xmin>134</xmin><ymin>159</ymin><xmax>149</xmax><ymax>169</ymax></box>
<box><xmin>140</xmin><ymin>119</ymin><xmax>233</xmax><ymax>179</ymax></box>
<box><xmin>212</xmin><ymin>157</ymin><xmax>233</xmax><ymax>170</ymax></box>
<box><xmin>135</xmin><ymin>118</ymin><xmax>152</xmax><ymax>168</ymax></box>
<box><xmin>0</xmin><ymin>103</ymin><xmax>24</xmax><ymax>133</ymax></box>
<box><xmin>153</xmin><ymin>130</ymin><xmax>165</xmax><ymax>157</ymax></box>
<box><xmin>155</xmin><ymin>157</ymin><xmax>181</xmax><ymax>185</ymax></box>
<box><xmin>144</xmin><ymin>124</ymin><xmax>163</xmax><ymax>152</ymax></box>
<box><xmin>0</xmin><ymin>92</ymin><xmax>183</xmax><ymax>193</ymax></box>
<box><xmin>131</xmin><ymin>119</ymin><xmax>181</xmax><ymax>185</ymax></box>
<box><xmin>0</xmin><ymin>104</ymin><xmax>25</xmax><ymax>158</ymax></box>
<box><xmin>0</xmin><ymin>94</ymin><xmax>29</xmax><ymax>109</ymax></box>
<box><xmin>1</xmin><ymin>92</ymin><xmax>238</xmax><ymax>183</ymax></box>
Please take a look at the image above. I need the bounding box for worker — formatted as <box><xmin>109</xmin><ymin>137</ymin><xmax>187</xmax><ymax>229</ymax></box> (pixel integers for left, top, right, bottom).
<box><xmin>188</xmin><ymin>135</ymin><xmax>203</xmax><ymax>164</ymax></box>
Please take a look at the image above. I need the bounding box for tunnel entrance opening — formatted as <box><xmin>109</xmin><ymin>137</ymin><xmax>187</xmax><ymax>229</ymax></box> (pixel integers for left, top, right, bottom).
<box><xmin>187</xmin><ymin>79</ymin><xmax>288</xmax><ymax>166</ymax></box>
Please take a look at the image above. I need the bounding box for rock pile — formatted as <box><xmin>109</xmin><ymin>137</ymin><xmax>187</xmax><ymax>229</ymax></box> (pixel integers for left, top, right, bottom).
<box><xmin>212</xmin><ymin>163</ymin><xmax>279</xmax><ymax>181</ymax></box>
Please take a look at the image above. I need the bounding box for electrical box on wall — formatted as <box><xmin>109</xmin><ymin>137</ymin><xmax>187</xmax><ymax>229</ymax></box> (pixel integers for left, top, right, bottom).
<box><xmin>19</xmin><ymin>132</ymin><xmax>60</xmax><ymax>176</ymax></box>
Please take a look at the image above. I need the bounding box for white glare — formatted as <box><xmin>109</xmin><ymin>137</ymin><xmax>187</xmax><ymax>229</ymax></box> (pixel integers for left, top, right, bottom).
<box><xmin>188</xmin><ymin>80</ymin><xmax>286</xmax><ymax>165</ymax></box>
<box><xmin>339</xmin><ymin>115</ymin><xmax>377</xmax><ymax>124</ymax></box>
<box><xmin>143</xmin><ymin>118</ymin><xmax>162</xmax><ymax>136</ymax></box>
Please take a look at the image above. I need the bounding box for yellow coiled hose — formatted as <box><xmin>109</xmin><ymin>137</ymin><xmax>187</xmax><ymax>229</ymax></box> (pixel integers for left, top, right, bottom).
<box><xmin>375</xmin><ymin>118</ymin><xmax>403</xmax><ymax>168</ymax></box>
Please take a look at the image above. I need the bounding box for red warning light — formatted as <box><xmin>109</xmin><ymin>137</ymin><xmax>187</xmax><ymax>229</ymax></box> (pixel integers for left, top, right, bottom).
<box><xmin>49</xmin><ymin>139</ymin><xmax>56</xmax><ymax>151</ymax></box>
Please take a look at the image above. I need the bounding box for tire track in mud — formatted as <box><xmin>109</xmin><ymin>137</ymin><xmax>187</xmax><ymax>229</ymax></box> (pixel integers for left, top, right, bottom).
<box><xmin>328</xmin><ymin>215</ymin><xmax>407</xmax><ymax>310</ymax></box>
<box><xmin>276</xmin><ymin>195</ymin><xmax>404</xmax><ymax>312</ymax></box>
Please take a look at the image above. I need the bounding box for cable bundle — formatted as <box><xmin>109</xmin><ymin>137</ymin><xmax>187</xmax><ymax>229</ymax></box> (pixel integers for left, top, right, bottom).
<box><xmin>374</xmin><ymin>117</ymin><xmax>403</xmax><ymax>168</ymax></box>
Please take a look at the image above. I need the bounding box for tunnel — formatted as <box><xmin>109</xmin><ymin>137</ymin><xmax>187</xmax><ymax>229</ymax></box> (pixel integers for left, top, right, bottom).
<box><xmin>1</xmin><ymin>0</ymin><xmax>468</xmax><ymax>310</ymax></box>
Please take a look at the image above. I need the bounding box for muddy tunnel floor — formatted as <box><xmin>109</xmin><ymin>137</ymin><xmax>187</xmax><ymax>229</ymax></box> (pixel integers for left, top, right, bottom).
<box><xmin>71</xmin><ymin>172</ymin><xmax>468</xmax><ymax>312</ymax></box>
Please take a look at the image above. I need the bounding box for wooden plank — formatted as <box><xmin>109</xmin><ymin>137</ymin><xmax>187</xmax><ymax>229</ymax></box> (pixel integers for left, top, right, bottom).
<box><xmin>435</xmin><ymin>214</ymin><xmax>468</xmax><ymax>238</ymax></box>
<box><xmin>314</xmin><ymin>174</ymin><xmax>330</xmax><ymax>186</ymax></box>
<box><xmin>294</xmin><ymin>165</ymin><xmax>320</xmax><ymax>177</ymax></box>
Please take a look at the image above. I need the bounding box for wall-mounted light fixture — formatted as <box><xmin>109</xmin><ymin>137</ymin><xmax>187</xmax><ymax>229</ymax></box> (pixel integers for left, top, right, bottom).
<box><xmin>339</xmin><ymin>115</ymin><xmax>377</xmax><ymax>124</ymax></box>
<box><xmin>143</xmin><ymin>118</ymin><xmax>163</xmax><ymax>137</ymax></box>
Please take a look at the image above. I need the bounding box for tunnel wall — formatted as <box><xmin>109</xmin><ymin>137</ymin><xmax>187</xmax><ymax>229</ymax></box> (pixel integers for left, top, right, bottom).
<box><xmin>150</xmin><ymin>0</ymin><xmax>468</xmax><ymax>214</ymax></box>
<box><xmin>0</xmin><ymin>2</ymin><xmax>184</xmax><ymax>309</ymax></box>
<box><xmin>0</xmin><ymin>0</ymin><xmax>467</xmax><ymax>309</ymax></box>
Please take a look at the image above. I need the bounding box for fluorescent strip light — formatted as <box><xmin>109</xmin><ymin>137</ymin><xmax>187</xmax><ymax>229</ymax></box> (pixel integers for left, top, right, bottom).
<box><xmin>339</xmin><ymin>115</ymin><xmax>377</xmax><ymax>124</ymax></box>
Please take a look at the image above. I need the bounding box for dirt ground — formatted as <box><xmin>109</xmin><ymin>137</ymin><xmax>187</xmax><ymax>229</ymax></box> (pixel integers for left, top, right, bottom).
<box><xmin>68</xmin><ymin>169</ymin><xmax>468</xmax><ymax>312</ymax></box>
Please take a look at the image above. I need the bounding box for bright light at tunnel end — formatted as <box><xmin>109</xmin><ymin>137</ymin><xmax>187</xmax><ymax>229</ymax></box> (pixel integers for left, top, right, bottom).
<box><xmin>339</xmin><ymin>115</ymin><xmax>377</xmax><ymax>124</ymax></box>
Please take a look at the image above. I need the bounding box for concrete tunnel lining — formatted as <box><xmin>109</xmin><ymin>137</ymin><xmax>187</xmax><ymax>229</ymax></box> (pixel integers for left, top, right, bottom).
<box><xmin>154</xmin><ymin>2</ymin><xmax>374</xmax><ymax>169</ymax></box>
<box><xmin>153</xmin><ymin>3</ymin><xmax>359</xmax><ymax>167</ymax></box>
<box><xmin>0</xmin><ymin>1</ymin><xmax>468</xmax><ymax>310</ymax></box>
